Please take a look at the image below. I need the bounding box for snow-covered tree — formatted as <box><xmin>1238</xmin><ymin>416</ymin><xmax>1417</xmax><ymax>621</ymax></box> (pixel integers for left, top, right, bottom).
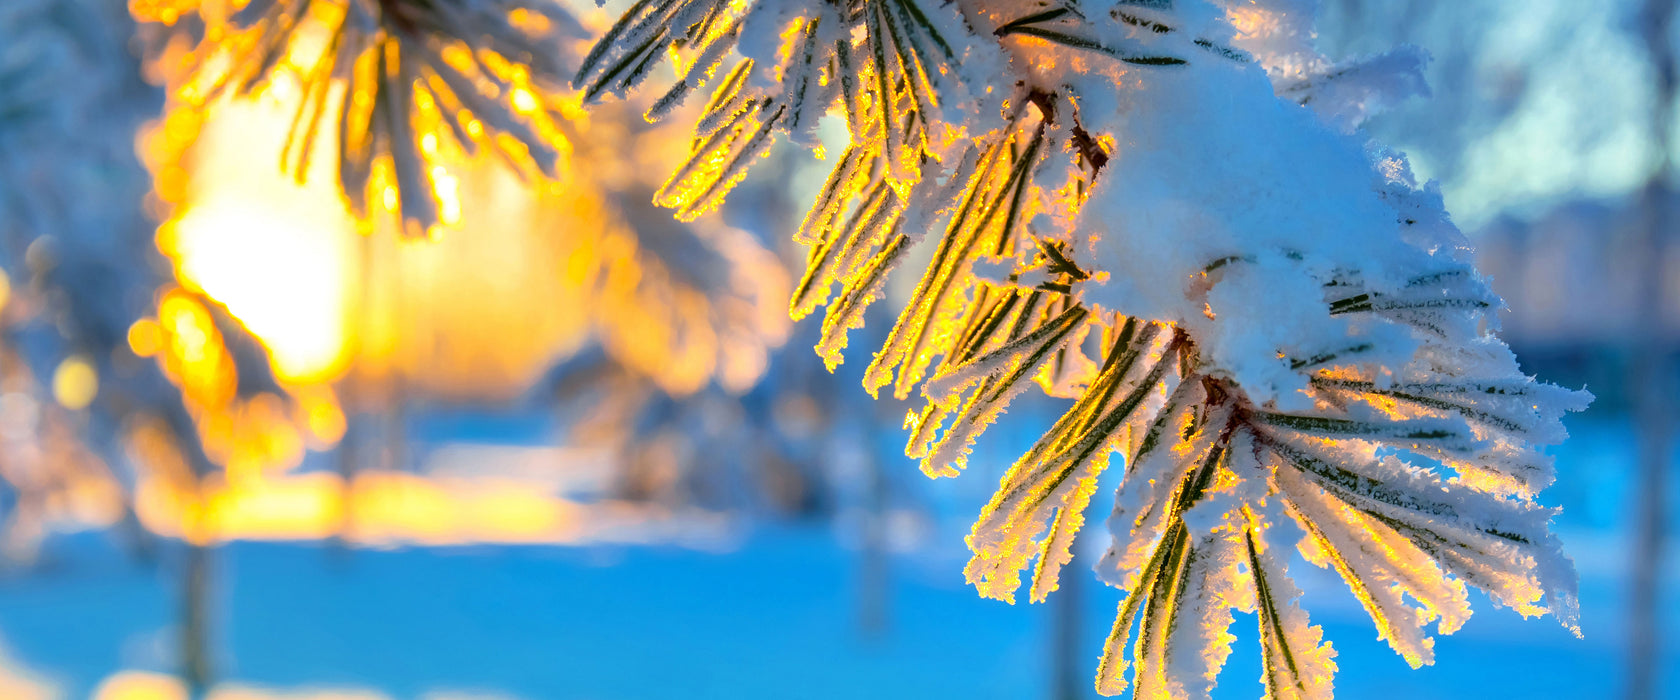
<box><xmin>2</xmin><ymin>1</ymin><xmax>307</xmax><ymax>686</ymax></box>
<box><xmin>0</xmin><ymin>0</ymin><xmax>288</xmax><ymax>553</ymax></box>
<box><xmin>572</xmin><ymin>0</ymin><xmax>1592</xmax><ymax>696</ymax></box>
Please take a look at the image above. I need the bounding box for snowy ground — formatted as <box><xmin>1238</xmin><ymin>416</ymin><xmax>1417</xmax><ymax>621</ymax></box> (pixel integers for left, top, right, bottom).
<box><xmin>0</xmin><ymin>415</ymin><xmax>1673</xmax><ymax>699</ymax></box>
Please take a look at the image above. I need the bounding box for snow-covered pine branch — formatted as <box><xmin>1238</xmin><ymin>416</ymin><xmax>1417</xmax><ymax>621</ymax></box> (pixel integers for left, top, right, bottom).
<box><xmin>133</xmin><ymin>0</ymin><xmax>795</xmax><ymax>397</ymax></box>
<box><xmin>576</xmin><ymin>0</ymin><xmax>1592</xmax><ymax>696</ymax></box>
<box><xmin>135</xmin><ymin>0</ymin><xmax>587</xmax><ymax>238</ymax></box>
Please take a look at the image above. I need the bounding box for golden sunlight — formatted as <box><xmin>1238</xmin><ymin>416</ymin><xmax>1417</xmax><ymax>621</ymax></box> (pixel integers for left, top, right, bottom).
<box><xmin>163</xmin><ymin>92</ymin><xmax>591</xmax><ymax>401</ymax></box>
<box><xmin>170</xmin><ymin>197</ymin><xmax>351</xmax><ymax>383</ymax></box>
<box><xmin>92</xmin><ymin>670</ymin><xmax>394</xmax><ymax>700</ymax></box>
<box><xmin>51</xmin><ymin>355</ymin><xmax>98</xmax><ymax>410</ymax></box>
<box><xmin>93</xmin><ymin>671</ymin><xmax>185</xmax><ymax>700</ymax></box>
<box><xmin>152</xmin><ymin>89</ymin><xmax>363</xmax><ymax>385</ymax></box>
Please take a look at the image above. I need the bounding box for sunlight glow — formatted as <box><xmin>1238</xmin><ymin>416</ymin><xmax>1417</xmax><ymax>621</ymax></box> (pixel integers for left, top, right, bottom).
<box><xmin>128</xmin><ymin>319</ymin><xmax>165</xmax><ymax>357</ymax></box>
<box><xmin>128</xmin><ymin>461</ymin><xmax>702</xmax><ymax>547</ymax></box>
<box><xmin>51</xmin><ymin>356</ymin><xmax>98</xmax><ymax>410</ymax></box>
<box><xmin>93</xmin><ymin>671</ymin><xmax>186</xmax><ymax>700</ymax></box>
<box><xmin>93</xmin><ymin>671</ymin><xmax>398</xmax><ymax>700</ymax></box>
<box><xmin>0</xmin><ymin>644</ymin><xmax>54</xmax><ymax>700</ymax></box>
<box><xmin>170</xmin><ymin>199</ymin><xmax>350</xmax><ymax>382</ymax></box>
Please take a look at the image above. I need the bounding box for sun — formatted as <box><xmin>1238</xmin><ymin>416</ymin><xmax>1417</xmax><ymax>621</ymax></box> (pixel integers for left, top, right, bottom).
<box><xmin>152</xmin><ymin>89</ymin><xmax>361</xmax><ymax>385</ymax></box>
<box><xmin>169</xmin><ymin>195</ymin><xmax>350</xmax><ymax>382</ymax></box>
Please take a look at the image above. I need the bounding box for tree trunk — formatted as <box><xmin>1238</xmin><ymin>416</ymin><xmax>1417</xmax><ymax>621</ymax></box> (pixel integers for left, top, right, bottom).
<box><xmin>1628</xmin><ymin>2</ymin><xmax>1674</xmax><ymax>698</ymax></box>
<box><xmin>181</xmin><ymin>541</ymin><xmax>211</xmax><ymax>694</ymax></box>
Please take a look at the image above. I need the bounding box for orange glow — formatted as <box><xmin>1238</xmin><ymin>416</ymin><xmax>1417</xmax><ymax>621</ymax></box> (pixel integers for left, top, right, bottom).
<box><xmin>295</xmin><ymin>385</ymin><xmax>347</xmax><ymax>445</ymax></box>
<box><xmin>127</xmin><ymin>0</ymin><xmax>198</xmax><ymax>25</ymax></box>
<box><xmin>1225</xmin><ymin>5</ymin><xmax>1272</xmax><ymax>38</ymax></box>
<box><xmin>143</xmin><ymin>87</ymin><xmax>360</xmax><ymax>387</ymax></box>
<box><xmin>511</xmin><ymin>87</ymin><xmax>539</xmax><ymax>114</ymax></box>
<box><xmin>51</xmin><ymin>356</ymin><xmax>98</xmax><ymax>410</ymax></box>
<box><xmin>128</xmin><ymin>319</ymin><xmax>165</xmax><ymax>357</ymax></box>
<box><xmin>171</xmin><ymin>197</ymin><xmax>351</xmax><ymax>383</ymax></box>
<box><xmin>0</xmin><ymin>654</ymin><xmax>52</xmax><ymax>700</ymax></box>
<box><xmin>508</xmin><ymin>7</ymin><xmax>551</xmax><ymax>34</ymax></box>
<box><xmin>154</xmin><ymin>91</ymin><xmax>601</xmax><ymax>401</ymax></box>
<box><xmin>112</xmin><ymin>10</ymin><xmax>790</xmax><ymax>559</ymax></box>
<box><xmin>430</xmin><ymin>165</ymin><xmax>461</xmax><ymax>226</ymax></box>
<box><xmin>157</xmin><ymin>289</ymin><xmax>236</xmax><ymax>406</ymax></box>
<box><xmin>128</xmin><ymin>287</ymin><xmax>315</xmax><ymax>485</ymax></box>
<box><xmin>135</xmin><ymin>468</ymin><xmax>595</xmax><ymax>546</ymax></box>
<box><xmin>93</xmin><ymin>671</ymin><xmax>392</xmax><ymax>700</ymax></box>
<box><xmin>93</xmin><ymin>671</ymin><xmax>186</xmax><ymax>700</ymax></box>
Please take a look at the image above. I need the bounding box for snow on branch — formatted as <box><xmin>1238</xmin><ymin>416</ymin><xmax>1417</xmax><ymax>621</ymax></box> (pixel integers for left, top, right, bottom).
<box><xmin>579</xmin><ymin>0</ymin><xmax>1591</xmax><ymax>696</ymax></box>
<box><xmin>136</xmin><ymin>0</ymin><xmax>586</xmax><ymax>237</ymax></box>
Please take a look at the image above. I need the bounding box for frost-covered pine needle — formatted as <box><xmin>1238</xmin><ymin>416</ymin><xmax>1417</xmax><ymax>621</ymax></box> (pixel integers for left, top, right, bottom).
<box><xmin>578</xmin><ymin>0</ymin><xmax>1593</xmax><ymax>696</ymax></box>
<box><xmin>134</xmin><ymin>0</ymin><xmax>586</xmax><ymax>237</ymax></box>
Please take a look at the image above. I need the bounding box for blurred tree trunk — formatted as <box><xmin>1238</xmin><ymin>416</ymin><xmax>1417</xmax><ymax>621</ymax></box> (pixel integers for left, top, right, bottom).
<box><xmin>181</xmin><ymin>540</ymin><xmax>211</xmax><ymax>694</ymax></box>
<box><xmin>180</xmin><ymin>473</ymin><xmax>214</xmax><ymax>693</ymax></box>
<box><xmin>1629</xmin><ymin>2</ymin><xmax>1675</xmax><ymax>698</ymax></box>
<box><xmin>857</xmin><ymin>451</ymin><xmax>890</xmax><ymax>638</ymax></box>
<box><xmin>384</xmin><ymin>253</ymin><xmax>411</xmax><ymax>476</ymax></box>
<box><xmin>333</xmin><ymin>232</ymin><xmax>377</xmax><ymax>553</ymax></box>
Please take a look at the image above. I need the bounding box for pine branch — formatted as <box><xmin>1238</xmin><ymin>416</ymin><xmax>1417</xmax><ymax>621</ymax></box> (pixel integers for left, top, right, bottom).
<box><xmin>137</xmin><ymin>0</ymin><xmax>582</xmax><ymax>236</ymax></box>
<box><xmin>570</xmin><ymin>0</ymin><xmax>1592</xmax><ymax>696</ymax></box>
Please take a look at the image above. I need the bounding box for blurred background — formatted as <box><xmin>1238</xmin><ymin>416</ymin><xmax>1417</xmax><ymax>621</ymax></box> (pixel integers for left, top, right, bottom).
<box><xmin>0</xmin><ymin>0</ymin><xmax>1675</xmax><ymax>698</ymax></box>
